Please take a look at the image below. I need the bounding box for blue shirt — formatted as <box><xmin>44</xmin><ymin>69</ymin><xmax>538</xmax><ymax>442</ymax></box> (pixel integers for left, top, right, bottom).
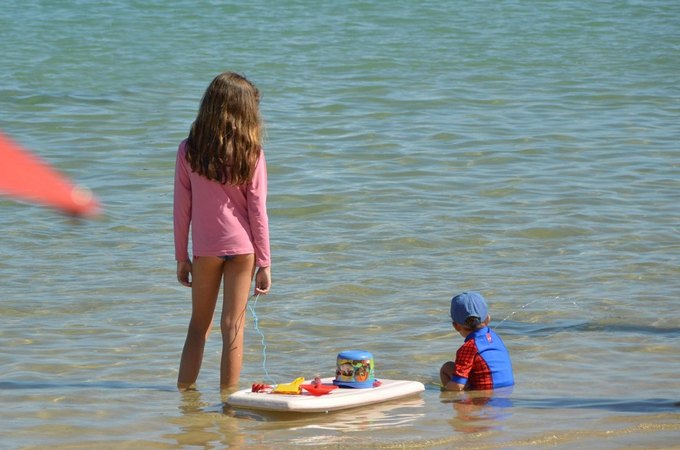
<box><xmin>452</xmin><ymin>327</ymin><xmax>514</xmax><ymax>390</ymax></box>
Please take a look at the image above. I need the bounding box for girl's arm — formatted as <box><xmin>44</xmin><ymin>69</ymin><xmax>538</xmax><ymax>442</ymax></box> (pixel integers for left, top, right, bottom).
<box><xmin>176</xmin><ymin>260</ymin><xmax>192</xmax><ymax>287</ymax></box>
<box><xmin>247</xmin><ymin>150</ymin><xmax>271</xmax><ymax>268</ymax></box>
<box><xmin>254</xmin><ymin>266</ymin><xmax>271</xmax><ymax>295</ymax></box>
<box><xmin>173</xmin><ymin>140</ymin><xmax>192</xmax><ymax>263</ymax></box>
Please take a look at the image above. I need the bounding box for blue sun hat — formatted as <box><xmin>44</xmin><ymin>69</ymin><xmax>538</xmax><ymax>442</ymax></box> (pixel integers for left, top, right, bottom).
<box><xmin>450</xmin><ymin>291</ymin><xmax>488</xmax><ymax>326</ymax></box>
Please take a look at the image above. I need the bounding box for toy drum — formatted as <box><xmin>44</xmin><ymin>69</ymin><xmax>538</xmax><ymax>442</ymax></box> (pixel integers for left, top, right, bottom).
<box><xmin>333</xmin><ymin>350</ymin><xmax>375</xmax><ymax>388</ymax></box>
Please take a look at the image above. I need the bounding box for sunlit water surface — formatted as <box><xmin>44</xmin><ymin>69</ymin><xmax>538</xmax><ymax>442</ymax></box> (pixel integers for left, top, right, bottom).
<box><xmin>1</xmin><ymin>1</ymin><xmax>679</xmax><ymax>448</ymax></box>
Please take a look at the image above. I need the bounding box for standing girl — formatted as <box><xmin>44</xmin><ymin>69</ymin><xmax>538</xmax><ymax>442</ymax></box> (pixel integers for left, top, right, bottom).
<box><xmin>174</xmin><ymin>72</ymin><xmax>271</xmax><ymax>390</ymax></box>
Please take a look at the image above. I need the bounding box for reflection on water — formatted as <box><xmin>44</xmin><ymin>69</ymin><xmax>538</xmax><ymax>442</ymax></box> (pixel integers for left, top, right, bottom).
<box><xmin>288</xmin><ymin>397</ymin><xmax>426</xmax><ymax>429</ymax></box>
<box><xmin>165</xmin><ymin>390</ymin><xmax>247</xmax><ymax>449</ymax></box>
<box><xmin>441</xmin><ymin>387</ymin><xmax>514</xmax><ymax>434</ymax></box>
<box><xmin>172</xmin><ymin>389</ymin><xmax>428</xmax><ymax>447</ymax></box>
<box><xmin>282</xmin><ymin>397</ymin><xmax>426</xmax><ymax>447</ymax></box>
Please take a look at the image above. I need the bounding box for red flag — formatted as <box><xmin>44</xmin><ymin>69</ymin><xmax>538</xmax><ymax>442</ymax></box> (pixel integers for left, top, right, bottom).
<box><xmin>0</xmin><ymin>131</ymin><xmax>100</xmax><ymax>216</ymax></box>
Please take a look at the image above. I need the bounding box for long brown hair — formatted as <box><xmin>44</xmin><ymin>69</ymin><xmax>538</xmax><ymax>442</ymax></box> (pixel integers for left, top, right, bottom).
<box><xmin>186</xmin><ymin>72</ymin><xmax>262</xmax><ymax>185</ymax></box>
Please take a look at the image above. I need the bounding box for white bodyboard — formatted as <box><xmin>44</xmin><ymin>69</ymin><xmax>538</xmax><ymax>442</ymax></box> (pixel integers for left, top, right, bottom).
<box><xmin>227</xmin><ymin>378</ymin><xmax>425</xmax><ymax>413</ymax></box>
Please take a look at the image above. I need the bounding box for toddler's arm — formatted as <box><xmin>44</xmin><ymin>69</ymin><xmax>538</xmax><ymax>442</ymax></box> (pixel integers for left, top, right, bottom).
<box><xmin>439</xmin><ymin>361</ymin><xmax>466</xmax><ymax>391</ymax></box>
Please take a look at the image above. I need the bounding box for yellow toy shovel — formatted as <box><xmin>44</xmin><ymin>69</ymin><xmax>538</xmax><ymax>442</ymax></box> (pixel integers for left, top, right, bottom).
<box><xmin>272</xmin><ymin>377</ymin><xmax>305</xmax><ymax>395</ymax></box>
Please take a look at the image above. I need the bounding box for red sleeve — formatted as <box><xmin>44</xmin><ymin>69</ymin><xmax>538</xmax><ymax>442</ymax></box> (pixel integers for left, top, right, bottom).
<box><xmin>453</xmin><ymin>339</ymin><xmax>477</xmax><ymax>383</ymax></box>
<box><xmin>173</xmin><ymin>140</ymin><xmax>192</xmax><ymax>262</ymax></box>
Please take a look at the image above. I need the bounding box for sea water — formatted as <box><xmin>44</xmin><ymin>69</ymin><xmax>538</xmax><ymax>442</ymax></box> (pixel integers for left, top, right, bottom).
<box><xmin>1</xmin><ymin>1</ymin><xmax>679</xmax><ymax>448</ymax></box>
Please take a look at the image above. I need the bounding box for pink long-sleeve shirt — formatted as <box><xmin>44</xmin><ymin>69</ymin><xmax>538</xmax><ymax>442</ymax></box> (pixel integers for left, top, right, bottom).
<box><xmin>173</xmin><ymin>139</ymin><xmax>271</xmax><ymax>268</ymax></box>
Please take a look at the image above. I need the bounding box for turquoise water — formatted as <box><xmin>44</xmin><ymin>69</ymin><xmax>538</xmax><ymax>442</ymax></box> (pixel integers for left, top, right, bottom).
<box><xmin>1</xmin><ymin>1</ymin><xmax>679</xmax><ymax>448</ymax></box>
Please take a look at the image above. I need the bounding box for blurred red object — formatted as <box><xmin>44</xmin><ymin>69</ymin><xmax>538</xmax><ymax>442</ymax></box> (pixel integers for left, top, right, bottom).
<box><xmin>251</xmin><ymin>383</ymin><xmax>272</xmax><ymax>393</ymax></box>
<box><xmin>300</xmin><ymin>384</ymin><xmax>338</xmax><ymax>396</ymax></box>
<box><xmin>0</xmin><ymin>131</ymin><xmax>100</xmax><ymax>216</ymax></box>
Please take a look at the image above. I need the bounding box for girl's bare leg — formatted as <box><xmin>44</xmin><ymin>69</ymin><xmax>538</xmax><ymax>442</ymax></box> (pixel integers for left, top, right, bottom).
<box><xmin>177</xmin><ymin>256</ymin><xmax>224</xmax><ymax>390</ymax></box>
<box><xmin>219</xmin><ymin>254</ymin><xmax>255</xmax><ymax>390</ymax></box>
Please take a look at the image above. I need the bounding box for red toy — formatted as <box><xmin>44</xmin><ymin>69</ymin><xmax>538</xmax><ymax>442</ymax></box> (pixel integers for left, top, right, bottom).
<box><xmin>300</xmin><ymin>383</ymin><xmax>338</xmax><ymax>396</ymax></box>
<box><xmin>251</xmin><ymin>383</ymin><xmax>272</xmax><ymax>393</ymax></box>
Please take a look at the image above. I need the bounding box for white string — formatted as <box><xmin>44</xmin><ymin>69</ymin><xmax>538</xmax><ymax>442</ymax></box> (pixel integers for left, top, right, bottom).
<box><xmin>494</xmin><ymin>296</ymin><xmax>561</xmax><ymax>330</ymax></box>
<box><xmin>247</xmin><ymin>294</ymin><xmax>275</xmax><ymax>384</ymax></box>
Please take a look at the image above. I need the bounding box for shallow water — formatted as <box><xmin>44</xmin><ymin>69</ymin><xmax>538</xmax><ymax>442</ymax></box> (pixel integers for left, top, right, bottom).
<box><xmin>1</xmin><ymin>0</ymin><xmax>679</xmax><ymax>448</ymax></box>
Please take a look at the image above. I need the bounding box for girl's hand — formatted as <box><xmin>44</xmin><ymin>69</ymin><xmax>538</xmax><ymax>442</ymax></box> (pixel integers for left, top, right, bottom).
<box><xmin>254</xmin><ymin>266</ymin><xmax>271</xmax><ymax>295</ymax></box>
<box><xmin>177</xmin><ymin>260</ymin><xmax>192</xmax><ymax>287</ymax></box>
